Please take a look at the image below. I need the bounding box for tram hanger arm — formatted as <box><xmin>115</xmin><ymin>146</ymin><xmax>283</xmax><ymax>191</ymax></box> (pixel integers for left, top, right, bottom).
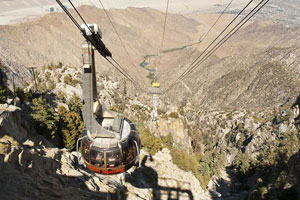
<box><xmin>81</xmin><ymin>25</ymin><xmax>112</xmax><ymax>58</ymax></box>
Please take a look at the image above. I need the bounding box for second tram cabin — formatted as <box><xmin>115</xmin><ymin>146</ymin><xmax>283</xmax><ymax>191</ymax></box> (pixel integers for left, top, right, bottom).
<box><xmin>80</xmin><ymin>118</ymin><xmax>141</xmax><ymax>175</ymax></box>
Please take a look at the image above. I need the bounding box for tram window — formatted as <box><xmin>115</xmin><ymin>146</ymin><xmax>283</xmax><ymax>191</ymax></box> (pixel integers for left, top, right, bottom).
<box><xmin>91</xmin><ymin>149</ymin><xmax>104</xmax><ymax>168</ymax></box>
<box><xmin>106</xmin><ymin>150</ymin><xmax>122</xmax><ymax>168</ymax></box>
<box><xmin>122</xmin><ymin>142</ymin><xmax>135</xmax><ymax>164</ymax></box>
<box><xmin>82</xmin><ymin>138</ymin><xmax>92</xmax><ymax>161</ymax></box>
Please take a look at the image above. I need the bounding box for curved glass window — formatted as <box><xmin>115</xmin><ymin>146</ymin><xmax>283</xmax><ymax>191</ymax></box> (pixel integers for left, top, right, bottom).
<box><xmin>106</xmin><ymin>149</ymin><xmax>122</xmax><ymax>168</ymax></box>
<box><xmin>82</xmin><ymin>138</ymin><xmax>92</xmax><ymax>162</ymax></box>
<box><xmin>90</xmin><ymin>148</ymin><xmax>105</xmax><ymax>168</ymax></box>
<box><xmin>122</xmin><ymin>140</ymin><xmax>136</xmax><ymax>165</ymax></box>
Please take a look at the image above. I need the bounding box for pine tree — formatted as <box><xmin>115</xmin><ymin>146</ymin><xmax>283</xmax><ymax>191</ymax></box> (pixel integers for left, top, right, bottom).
<box><xmin>0</xmin><ymin>65</ymin><xmax>11</xmax><ymax>103</ymax></box>
<box><xmin>31</xmin><ymin>97</ymin><xmax>59</xmax><ymax>139</ymax></box>
<box><xmin>58</xmin><ymin>105</ymin><xmax>83</xmax><ymax>150</ymax></box>
<box><xmin>0</xmin><ymin>84</ymin><xmax>10</xmax><ymax>104</ymax></box>
<box><xmin>67</xmin><ymin>93</ymin><xmax>82</xmax><ymax>118</ymax></box>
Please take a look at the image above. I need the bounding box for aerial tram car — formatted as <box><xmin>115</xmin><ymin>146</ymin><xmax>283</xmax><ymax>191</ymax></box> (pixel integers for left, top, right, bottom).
<box><xmin>75</xmin><ymin>24</ymin><xmax>141</xmax><ymax>175</ymax></box>
<box><xmin>56</xmin><ymin>0</ymin><xmax>140</xmax><ymax>175</ymax></box>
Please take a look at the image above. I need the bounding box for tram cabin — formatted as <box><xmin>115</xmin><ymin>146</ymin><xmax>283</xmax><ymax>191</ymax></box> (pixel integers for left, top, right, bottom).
<box><xmin>80</xmin><ymin>117</ymin><xmax>140</xmax><ymax>175</ymax></box>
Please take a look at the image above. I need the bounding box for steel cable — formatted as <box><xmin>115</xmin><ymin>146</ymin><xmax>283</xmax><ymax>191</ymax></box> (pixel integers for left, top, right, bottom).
<box><xmin>184</xmin><ymin>0</ymin><xmax>270</xmax><ymax>78</ymax></box>
<box><xmin>97</xmin><ymin>0</ymin><xmax>145</xmax><ymax>91</ymax></box>
<box><xmin>97</xmin><ymin>0</ymin><xmax>137</xmax><ymax>69</ymax></box>
<box><xmin>172</xmin><ymin>0</ymin><xmax>255</xmax><ymax>85</ymax></box>
<box><xmin>199</xmin><ymin>0</ymin><xmax>234</xmax><ymax>42</ymax></box>
<box><xmin>163</xmin><ymin>0</ymin><xmax>269</xmax><ymax>94</ymax></box>
<box><xmin>156</xmin><ymin>0</ymin><xmax>170</xmax><ymax>82</ymax></box>
<box><xmin>56</xmin><ymin>0</ymin><xmax>82</xmax><ymax>31</ymax></box>
<box><xmin>67</xmin><ymin>0</ymin><xmax>93</xmax><ymax>33</ymax></box>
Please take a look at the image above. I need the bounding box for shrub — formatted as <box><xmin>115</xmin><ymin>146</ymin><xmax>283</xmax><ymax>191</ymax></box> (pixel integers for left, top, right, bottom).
<box><xmin>170</xmin><ymin>147</ymin><xmax>198</xmax><ymax>173</ymax></box>
<box><xmin>0</xmin><ymin>135</ymin><xmax>19</xmax><ymax>154</ymax></box>
<box><xmin>140</xmin><ymin>127</ymin><xmax>164</xmax><ymax>155</ymax></box>
<box><xmin>168</xmin><ymin>112</ymin><xmax>179</xmax><ymax>119</ymax></box>
<box><xmin>178</xmin><ymin>107</ymin><xmax>185</xmax><ymax>116</ymax></box>
<box><xmin>67</xmin><ymin>93</ymin><xmax>82</xmax><ymax>117</ymax></box>
<box><xmin>259</xmin><ymin>186</ymin><xmax>268</xmax><ymax>199</ymax></box>
<box><xmin>58</xmin><ymin>106</ymin><xmax>83</xmax><ymax>150</ymax></box>
<box><xmin>146</xmin><ymin>72</ymin><xmax>155</xmax><ymax>81</ymax></box>
<box><xmin>200</xmin><ymin>149</ymin><xmax>226</xmax><ymax>177</ymax></box>
<box><xmin>61</xmin><ymin>67</ymin><xmax>66</xmax><ymax>73</ymax></box>
<box><xmin>160</xmin><ymin>113</ymin><xmax>168</xmax><ymax>120</ymax></box>
<box><xmin>38</xmin><ymin>82</ymin><xmax>47</xmax><ymax>92</ymax></box>
<box><xmin>161</xmin><ymin>133</ymin><xmax>173</xmax><ymax>149</ymax></box>
<box><xmin>64</xmin><ymin>74</ymin><xmax>81</xmax><ymax>87</ymax></box>
<box><xmin>235</xmin><ymin>151</ymin><xmax>251</xmax><ymax>174</ymax></box>
<box><xmin>198</xmin><ymin>162</ymin><xmax>210</xmax><ymax>176</ymax></box>
<box><xmin>170</xmin><ymin>147</ymin><xmax>211</xmax><ymax>188</ymax></box>
<box><xmin>57</xmin><ymin>90</ymin><xmax>67</xmax><ymax>102</ymax></box>
<box><xmin>45</xmin><ymin>71</ymin><xmax>51</xmax><ymax>79</ymax></box>
<box><xmin>0</xmin><ymin>66</ymin><xmax>11</xmax><ymax>103</ymax></box>
<box><xmin>64</xmin><ymin>74</ymin><xmax>72</xmax><ymax>85</ymax></box>
<box><xmin>110</xmin><ymin>104</ymin><xmax>126</xmax><ymax>113</ymax></box>
<box><xmin>31</xmin><ymin>97</ymin><xmax>59</xmax><ymax>140</ymax></box>
<box><xmin>15</xmin><ymin>87</ymin><xmax>31</xmax><ymax>103</ymax></box>
<box><xmin>48</xmin><ymin>80</ymin><xmax>56</xmax><ymax>91</ymax></box>
<box><xmin>56</xmin><ymin>62</ymin><xmax>63</xmax><ymax>69</ymax></box>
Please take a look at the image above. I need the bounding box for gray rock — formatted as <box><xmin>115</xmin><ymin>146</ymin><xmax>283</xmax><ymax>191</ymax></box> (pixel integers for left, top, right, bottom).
<box><xmin>0</xmin><ymin>105</ymin><xmax>27</xmax><ymax>141</ymax></box>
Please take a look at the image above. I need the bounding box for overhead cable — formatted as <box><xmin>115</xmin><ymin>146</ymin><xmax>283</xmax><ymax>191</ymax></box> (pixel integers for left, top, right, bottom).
<box><xmin>56</xmin><ymin>0</ymin><xmax>81</xmax><ymax>31</ymax></box>
<box><xmin>56</xmin><ymin>0</ymin><xmax>143</xmax><ymax>91</ymax></box>
<box><xmin>163</xmin><ymin>0</ymin><xmax>269</xmax><ymax>94</ymax></box>
<box><xmin>156</xmin><ymin>0</ymin><xmax>170</xmax><ymax>82</ymax></box>
<box><xmin>174</xmin><ymin>0</ymin><xmax>255</xmax><ymax>84</ymax></box>
<box><xmin>107</xmin><ymin>57</ymin><xmax>146</xmax><ymax>92</ymax></box>
<box><xmin>199</xmin><ymin>0</ymin><xmax>234</xmax><ymax>42</ymax></box>
<box><xmin>160</xmin><ymin>0</ymin><xmax>170</xmax><ymax>52</ymax></box>
<box><xmin>184</xmin><ymin>0</ymin><xmax>270</xmax><ymax>78</ymax></box>
<box><xmin>97</xmin><ymin>0</ymin><xmax>139</xmax><ymax>71</ymax></box>
<box><xmin>67</xmin><ymin>0</ymin><xmax>93</xmax><ymax>33</ymax></box>
<box><xmin>97</xmin><ymin>0</ymin><xmax>145</xmax><ymax>91</ymax></box>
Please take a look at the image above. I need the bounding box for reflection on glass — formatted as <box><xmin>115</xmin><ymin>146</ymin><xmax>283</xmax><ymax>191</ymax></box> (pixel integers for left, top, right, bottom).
<box><xmin>122</xmin><ymin>141</ymin><xmax>136</xmax><ymax>165</ymax></box>
<box><xmin>82</xmin><ymin>138</ymin><xmax>92</xmax><ymax>162</ymax></box>
<box><xmin>106</xmin><ymin>150</ymin><xmax>122</xmax><ymax>168</ymax></box>
<box><xmin>91</xmin><ymin>148</ymin><xmax>104</xmax><ymax>167</ymax></box>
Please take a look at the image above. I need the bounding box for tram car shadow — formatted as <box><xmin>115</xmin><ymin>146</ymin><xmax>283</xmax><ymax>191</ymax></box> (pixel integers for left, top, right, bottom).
<box><xmin>126</xmin><ymin>155</ymin><xmax>194</xmax><ymax>200</ymax></box>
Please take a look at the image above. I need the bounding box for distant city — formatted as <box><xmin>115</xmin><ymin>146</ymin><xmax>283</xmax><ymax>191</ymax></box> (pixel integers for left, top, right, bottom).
<box><xmin>220</xmin><ymin>0</ymin><xmax>300</xmax><ymax>27</ymax></box>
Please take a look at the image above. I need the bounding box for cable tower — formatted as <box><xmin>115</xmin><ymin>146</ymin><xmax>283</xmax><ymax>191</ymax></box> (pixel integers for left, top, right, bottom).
<box><xmin>147</xmin><ymin>0</ymin><xmax>170</xmax><ymax>121</ymax></box>
<box><xmin>148</xmin><ymin>82</ymin><xmax>162</xmax><ymax>121</ymax></box>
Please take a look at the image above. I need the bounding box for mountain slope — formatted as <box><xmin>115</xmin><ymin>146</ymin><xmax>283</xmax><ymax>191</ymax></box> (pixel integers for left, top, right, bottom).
<box><xmin>0</xmin><ymin>6</ymin><xmax>200</xmax><ymax>89</ymax></box>
<box><xmin>154</xmin><ymin>22</ymin><xmax>300</xmax><ymax>110</ymax></box>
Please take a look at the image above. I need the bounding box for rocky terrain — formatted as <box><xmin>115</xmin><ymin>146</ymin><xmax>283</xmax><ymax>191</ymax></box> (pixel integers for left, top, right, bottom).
<box><xmin>0</xmin><ymin>3</ymin><xmax>300</xmax><ymax>200</ymax></box>
<box><xmin>0</xmin><ymin>110</ymin><xmax>208</xmax><ymax>200</ymax></box>
<box><xmin>1</xmin><ymin>62</ymin><xmax>299</xmax><ymax>199</ymax></box>
<box><xmin>0</xmin><ymin>66</ymin><xmax>209</xmax><ymax>200</ymax></box>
